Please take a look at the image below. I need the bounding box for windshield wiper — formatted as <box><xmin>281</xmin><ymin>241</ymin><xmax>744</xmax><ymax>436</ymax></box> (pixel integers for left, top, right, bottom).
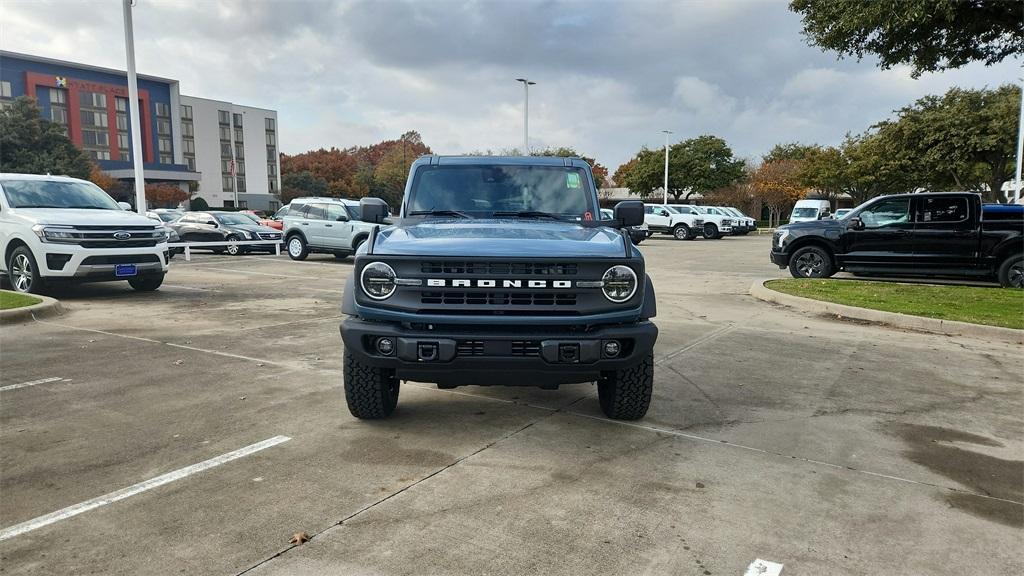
<box><xmin>65</xmin><ymin>205</ymin><xmax>115</xmax><ymax>210</ymax></box>
<box><xmin>491</xmin><ymin>210</ymin><xmax>566</xmax><ymax>221</ymax></box>
<box><xmin>407</xmin><ymin>210</ymin><xmax>473</xmax><ymax>219</ymax></box>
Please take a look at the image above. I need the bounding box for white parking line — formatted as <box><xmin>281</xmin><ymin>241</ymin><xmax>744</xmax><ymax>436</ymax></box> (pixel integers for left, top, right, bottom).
<box><xmin>0</xmin><ymin>435</ymin><xmax>291</xmax><ymax>542</ymax></box>
<box><xmin>0</xmin><ymin>377</ymin><xmax>64</xmax><ymax>392</ymax></box>
<box><xmin>743</xmin><ymin>558</ymin><xmax>784</xmax><ymax>576</ymax></box>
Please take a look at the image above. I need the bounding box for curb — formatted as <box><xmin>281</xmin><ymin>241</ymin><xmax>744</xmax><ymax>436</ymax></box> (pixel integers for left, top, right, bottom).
<box><xmin>750</xmin><ymin>279</ymin><xmax>1023</xmax><ymax>344</ymax></box>
<box><xmin>0</xmin><ymin>293</ymin><xmax>65</xmax><ymax>325</ymax></box>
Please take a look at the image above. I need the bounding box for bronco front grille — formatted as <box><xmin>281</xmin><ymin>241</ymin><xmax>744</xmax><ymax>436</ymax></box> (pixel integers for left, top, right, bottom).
<box><xmin>421</xmin><ymin>291</ymin><xmax>577</xmax><ymax>306</ymax></box>
<box><xmin>420</xmin><ymin>261</ymin><xmax>578</xmax><ymax>275</ymax></box>
<box><xmin>456</xmin><ymin>339</ymin><xmax>542</xmax><ymax>357</ymax></box>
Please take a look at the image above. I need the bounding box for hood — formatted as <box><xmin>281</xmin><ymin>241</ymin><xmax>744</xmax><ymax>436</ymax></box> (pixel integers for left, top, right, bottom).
<box><xmin>12</xmin><ymin>208</ymin><xmax>160</xmax><ymax>227</ymax></box>
<box><xmin>373</xmin><ymin>219</ymin><xmax>627</xmax><ymax>258</ymax></box>
<box><xmin>779</xmin><ymin>218</ymin><xmax>846</xmax><ymax>231</ymax></box>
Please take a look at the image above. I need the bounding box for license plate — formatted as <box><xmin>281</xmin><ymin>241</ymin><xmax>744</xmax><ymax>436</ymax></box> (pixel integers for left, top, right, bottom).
<box><xmin>115</xmin><ymin>264</ymin><xmax>137</xmax><ymax>277</ymax></box>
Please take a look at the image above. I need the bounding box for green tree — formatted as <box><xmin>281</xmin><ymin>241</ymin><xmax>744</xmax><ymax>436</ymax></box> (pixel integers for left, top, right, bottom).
<box><xmin>763</xmin><ymin>142</ymin><xmax>818</xmax><ymax>163</ymax></box>
<box><xmin>790</xmin><ymin>0</ymin><xmax>1024</xmax><ymax>77</ymax></box>
<box><xmin>0</xmin><ymin>96</ymin><xmax>92</xmax><ymax>179</ymax></box>
<box><xmin>618</xmin><ymin>148</ymin><xmax>665</xmax><ymax>200</ymax></box>
<box><xmin>875</xmin><ymin>84</ymin><xmax>1019</xmax><ymax>202</ymax></box>
<box><xmin>798</xmin><ymin>145</ymin><xmax>847</xmax><ymax>207</ymax></box>
<box><xmin>619</xmin><ymin>136</ymin><xmax>745</xmax><ymax>201</ymax></box>
<box><xmin>840</xmin><ymin>131</ymin><xmax>916</xmax><ymax>205</ymax></box>
<box><xmin>281</xmin><ymin>170</ymin><xmax>329</xmax><ymax>203</ymax></box>
<box><xmin>535</xmin><ymin>146</ymin><xmax>610</xmax><ymax>189</ymax></box>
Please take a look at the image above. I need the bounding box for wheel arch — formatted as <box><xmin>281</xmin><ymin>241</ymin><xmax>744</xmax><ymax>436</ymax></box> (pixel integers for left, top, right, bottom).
<box><xmin>4</xmin><ymin>237</ymin><xmax>31</xmax><ymax>270</ymax></box>
<box><xmin>787</xmin><ymin>237</ymin><xmax>837</xmax><ymax>266</ymax></box>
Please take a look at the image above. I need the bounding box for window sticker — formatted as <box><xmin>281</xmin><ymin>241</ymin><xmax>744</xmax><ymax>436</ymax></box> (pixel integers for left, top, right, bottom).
<box><xmin>566</xmin><ymin>172</ymin><xmax>581</xmax><ymax>189</ymax></box>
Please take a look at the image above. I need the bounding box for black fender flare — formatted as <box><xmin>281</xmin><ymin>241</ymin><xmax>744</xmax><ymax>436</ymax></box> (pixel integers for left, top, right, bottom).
<box><xmin>341</xmin><ymin>270</ymin><xmax>358</xmax><ymax>315</ymax></box>
<box><xmin>641</xmin><ymin>274</ymin><xmax>657</xmax><ymax>319</ymax></box>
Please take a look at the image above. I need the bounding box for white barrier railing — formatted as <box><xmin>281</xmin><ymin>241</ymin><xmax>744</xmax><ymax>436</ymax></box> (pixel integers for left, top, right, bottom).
<box><xmin>166</xmin><ymin>240</ymin><xmax>282</xmax><ymax>261</ymax></box>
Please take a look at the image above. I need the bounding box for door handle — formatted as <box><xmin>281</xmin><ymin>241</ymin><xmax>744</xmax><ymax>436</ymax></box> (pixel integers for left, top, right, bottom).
<box><xmin>896</xmin><ymin>229</ymin><xmax>911</xmax><ymax>235</ymax></box>
<box><xmin>325</xmin><ymin>224</ymin><xmax>333</xmax><ymax>227</ymax></box>
<box><xmin>300</xmin><ymin>222</ymin><xmax>308</xmax><ymax>226</ymax></box>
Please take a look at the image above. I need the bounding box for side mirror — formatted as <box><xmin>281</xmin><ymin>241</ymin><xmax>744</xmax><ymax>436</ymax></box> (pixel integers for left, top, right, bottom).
<box><xmin>205</xmin><ymin>220</ymin><xmax>218</xmax><ymax>227</ymax></box>
<box><xmin>117</xmin><ymin>202</ymin><xmax>132</xmax><ymax>210</ymax></box>
<box><xmin>336</xmin><ymin>214</ymin><xmax>348</xmax><ymax>222</ymax></box>
<box><xmin>360</xmin><ymin>197</ymin><xmax>389</xmax><ymax>223</ymax></box>
<box><xmin>848</xmin><ymin>217</ymin><xmax>864</xmax><ymax>230</ymax></box>
<box><xmin>613</xmin><ymin>200</ymin><xmax>644</xmax><ymax>228</ymax></box>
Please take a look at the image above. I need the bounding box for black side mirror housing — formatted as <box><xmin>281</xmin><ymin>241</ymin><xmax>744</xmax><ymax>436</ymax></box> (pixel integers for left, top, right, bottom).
<box><xmin>613</xmin><ymin>200</ymin><xmax>644</xmax><ymax>228</ymax></box>
<box><xmin>360</xmin><ymin>197</ymin><xmax>389</xmax><ymax>223</ymax></box>
<box><xmin>848</xmin><ymin>217</ymin><xmax>864</xmax><ymax>230</ymax></box>
<box><xmin>205</xmin><ymin>220</ymin><xmax>217</xmax><ymax>227</ymax></box>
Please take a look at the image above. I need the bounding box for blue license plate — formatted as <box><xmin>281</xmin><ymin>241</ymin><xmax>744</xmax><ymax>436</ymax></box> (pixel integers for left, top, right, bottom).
<box><xmin>115</xmin><ymin>264</ymin><xmax>137</xmax><ymax>277</ymax></box>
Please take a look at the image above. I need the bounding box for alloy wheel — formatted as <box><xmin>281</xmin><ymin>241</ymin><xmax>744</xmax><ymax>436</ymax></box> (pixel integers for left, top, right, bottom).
<box><xmin>795</xmin><ymin>252</ymin><xmax>824</xmax><ymax>277</ymax></box>
<box><xmin>11</xmin><ymin>253</ymin><xmax>33</xmax><ymax>292</ymax></box>
<box><xmin>1010</xmin><ymin>262</ymin><xmax>1024</xmax><ymax>288</ymax></box>
<box><xmin>288</xmin><ymin>238</ymin><xmax>303</xmax><ymax>257</ymax></box>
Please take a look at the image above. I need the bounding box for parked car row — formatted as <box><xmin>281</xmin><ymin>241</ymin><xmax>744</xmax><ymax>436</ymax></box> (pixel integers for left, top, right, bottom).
<box><xmin>641</xmin><ymin>203</ymin><xmax>757</xmax><ymax>240</ymax></box>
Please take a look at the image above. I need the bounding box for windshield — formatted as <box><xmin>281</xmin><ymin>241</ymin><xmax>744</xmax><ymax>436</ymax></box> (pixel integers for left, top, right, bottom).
<box><xmin>834</xmin><ymin>209</ymin><xmax>852</xmax><ymax>219</ymax></box>
<box><xmin>407</xmin><ymin>165</ymin><xmax>595</xmax><ymax>219</ymax></box>
<box><xmin>1</xmin><ymin>179</ymin><xmax>121</xmax><ymax>210</ymax></box>
<box><xmin>345</xmin><ymin>205</ymin><xmax>363</xmax><ymax>221</ymax></box>
<box><xmin>791</xmin><ymin>207</ymin><xmax>820</xmax><ymax>218</ymax></box>
<box><xmin>215</xmin><ymin>213</ymin><xmax>259</xmax><ymax>226</ymax></box>
<box><xmin>156</xmin><ymin>212</ymin><xmax>179</xmax><ymax>222</ymax></box>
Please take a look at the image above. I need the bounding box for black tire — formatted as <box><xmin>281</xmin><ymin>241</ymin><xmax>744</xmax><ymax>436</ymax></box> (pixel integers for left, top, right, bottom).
<box><xmin>703</xmin><ymin>223</ymin><xmax>719</xmax><ymax>240</ymax></box>
<box><xmin>128</xmin><ymin>273</ymin><xmax>165</xmax><ymax>291</ymax></box>
<box><xmin>343</xmin><ymin>351</ymin><xmax>399</xmax><ymax>419</ymax></box>
<box><xmin>788</xmin><ymin>246</ymin><xmax>835</xmax><ymax>279</ymax></box>
<box><xmin>7</xmin><ymin>246</ymin><xmax>45</xmax><ymax>294</ymax></box>
<box><xmin>286</xmin><ymin>235</ymin><xmax>308</xmax><ymax>261</ymax></box>
<box><xmin>597</xmin><ymin>353</ymin><xmax>653</xmax><ymax>420</ymax></box>
<box><xmin>225</xmin><ymin>235</ymin><xmax>243</xmax><ymax>256</ymax></box>
<box><xmin>997</xmin><ymin>254</ymin><xmax>1024</xmax><ymax>289</ymax></box>
<box><xmin>671</xmin><ymin>224</ymin><xmax>691</xmax><ymax>241</ymax></box>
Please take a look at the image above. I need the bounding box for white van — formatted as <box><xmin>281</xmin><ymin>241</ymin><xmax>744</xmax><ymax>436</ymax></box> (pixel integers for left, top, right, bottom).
<box><xmin>789</xmin><ymin>199</ymin><xmax>832</xmax><ymax>223</ymax></box>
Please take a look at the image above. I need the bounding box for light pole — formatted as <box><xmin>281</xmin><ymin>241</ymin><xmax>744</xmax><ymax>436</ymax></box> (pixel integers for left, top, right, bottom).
<box><xmin>1015</xmin><ymin>76</ymin><xmax>1023</xmax><ymax>204</ymax></box>
<box><xmin>662</xmin><ymin>130</ymin><xmax>672</xmax><ymax>205</ymax></box>
<box><xmin>516</xmin><ymin>78</ymin><xmax>535</xmax><ymax>155</ymax></box>
<box><xmin>122</xmin><ymin>0</ymin><xmax>146</xmax><ymax>213</ymax></box>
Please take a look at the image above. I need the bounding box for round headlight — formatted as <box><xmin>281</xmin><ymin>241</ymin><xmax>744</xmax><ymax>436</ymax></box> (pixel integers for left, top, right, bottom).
<box><xmin>601</xmin><ymin>265</ymin><xmax>637</xmax><ymax>302</ymax></box>
<box><xmin>360</xmin><ymin>262</ymin><xmax>397</xmax><ymax>300</ymax></box>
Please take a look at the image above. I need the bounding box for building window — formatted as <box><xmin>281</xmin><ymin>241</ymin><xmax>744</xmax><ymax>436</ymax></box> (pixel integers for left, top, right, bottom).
<box><xmin>219</xmin><ymin>125</ymin><xmax>231</xmax><ymax>140</ymax></box>
<box><xmin>266</xmin><ymin>146</ymin><xmax>276</xmax><ymax>162</ymax></box>
<box><xmin>180</xmin><ymin>104</ymin><xmax>192</xmax><ymax>119</ymax></box>
<box><xmin>49</xmin><ymin>88</ymin><xmax>66</xmax><ymax>105</ymax></box>
<box><xmin>80</xmin><ymin>110</ymin><xmax>109</xmax><ymax>127</ymax></box>
<box><xmin>218</xmin><ymin>110</ymin><xmax>230</xmax><ymax>124</ymax></box>
<box><xmin>160</xmin><ymin>154</ymin><xmax>173</xmax><ymax>164</ymax></box>
<box><xmin>50</xmin><ymin>107</ymin><xmax>68</xmax><ymax>125</ymax></box>
<box><xmin>182</xmin><ymin>122</ymin><xmax>193</xmax><ymax>137</ymax></box>
<box><xmin>233</xmin><ymin>113</ymin><xmax>243</xmax><ymax>128</ymax></box>
<box><xmin>155</xmin><ymin>102</ymin><xmax>170</xmax><ymax>117</ymax></box>
<box><xmin>265</xmin><ymin>132</ymin><xmax>276</xmax><ymax>146</ymax></box>
<box><xmin>115</xmin><ymin>97</ymin><xmax>127</xmax><ymax>112</ymax></box>
<box><xmin>82</xmin><ymin>130</ymin><xmax>110</xmax><ymax>147</ymax></box>
<box><xmin>265</xmin><ymin>117</ymin><xmax>275</xmax><ymax>131</ymax></box>
<box><xmin>223</xmin><ymin>200</ymin><xmax>235</xmax><ymax>208</ymax></box>
<box><xmin>268</xmin><ymin>178</ymin><xmax>277</xmax><ymax>192</ymax></box>
<box><xmin>235</xmin><ymin>129</ymin><xmax>244</xmax><ymax>142</ymax></box>
<box><xmin>221</xmin><ymin>159</ymin><xmax>232</xmax><ymax>173</ymax></box>
<box><xmin>220</xmin><ymin>142</ymin><xmax>232</xmax><ymax>156</ymax></box>
<box><xmin>158</xmin><ymin>137</ymin><xmax>173</xmax><ymax>153</ymax></box>
<box><xmin>120</xmin><ymin>149</ymin><xmax>131</xmax><ymax>161</ymax></box>
<box><xmin>157</xmin><ymin>119</ymin><xmax>172</xmax><ymax>135</ymax></box>
<box><xmin>79</xmin><ymin>91</ymin><xmax>106</xmax><ymax>108</ymax></box>
<box><xmin>116</xmin><ymin>115</ymin><xmax>128</xmax><ymax>130</ymax></box>
<box><xmin>235</xmin><ymin>143</ymin><xmax>244</xmax><ymax>159</ymax></box>
<box><xmin>89</xmin><ymin>150</ymin><xmax>111</xmax><ymax>161</ymax></box>
<box><xmin>185</xmin><ymin>156</ymin><xmax>196</xmax><ymax>171</ymax></box>
<box><xmin>117</xmin><ymin>133</ymin><xmax>129</xmax><ymax>149</ymax></box>
<box><xmin>0</xmin><ymin>81</ymin><xmax>11</xmax><ymax>98</ymax></box>
<box><xmin>236</xmin><ymin>160</ymin><xmax>245</xmax><ymax>175</ymax></box>
<box><xmin>268</xmin><ymin>163</ymin><xmax>277</xmax><ymax>177</ymax></box>
<box><xmin>222</xmin><ymin>175</ymin><xmax>234</xmax><ymax>191</ymax></box>
<box><xmin>182</xmin><ymin>139</ymin><xmax>195</xmax><ymax>154</ymax></box>
<box><xmin>236</xmin><ymin>177</ymin><xmax>246</xmax><ymax>192</ymax></box>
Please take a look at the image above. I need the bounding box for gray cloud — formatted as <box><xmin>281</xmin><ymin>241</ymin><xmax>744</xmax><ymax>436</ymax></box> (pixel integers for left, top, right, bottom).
<box><xmin>1</xmin><ymin>0</ymin><xmax>1018</xmax><ymax>171</ymax></box>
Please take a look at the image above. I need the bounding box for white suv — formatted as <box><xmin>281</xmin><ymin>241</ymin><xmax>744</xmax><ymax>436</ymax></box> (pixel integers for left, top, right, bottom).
<box><xmin>643</xmin><ymin>203</ymin><xmax>704</xmax><ymax>240</ymax></box>
<box><xmin>0</xmin><ymin>174</ymin><xmax>170</xmax><ymax>294</ymax></box>
<box><xmin>281</xmin><ymin>197</ymin><xmax>382</xmax><ymax>260</ymax></box>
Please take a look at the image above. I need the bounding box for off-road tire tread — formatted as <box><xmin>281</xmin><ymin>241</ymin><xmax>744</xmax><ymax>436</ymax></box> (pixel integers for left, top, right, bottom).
<box><xmin>343</xmin><ymin>351</ymin><xmax>399</xmax><ymax>419</ymax></box>
<box><xmin>598</xmin><ymin>353</ymin><xmax>653</xmax><ymax>420</ymax></box>
<box><xmin>997</xmin><ymin>254</ymin><xmax>1023</xmax><ymax>288</ymax></box>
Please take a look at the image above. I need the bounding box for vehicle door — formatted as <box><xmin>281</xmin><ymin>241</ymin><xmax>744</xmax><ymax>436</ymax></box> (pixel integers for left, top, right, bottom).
<box><xmin>912</xmin><ymin>195</ymin><xmax>976</xmax><ymax>270</ymax></box>
<box><xmin>173</xmin><ymin>213</ymin><xmax>207</xmax><ymax>242</ymax></box>
<box><xmin>321</xmin><ymin>203</ymin><xmax>352</xmax><ymax>249</ymax></box>
<box><xmin>841</xmin><ymin>196</ymin><xmax>914</xmax><ymax>268</ymax></box>
<box><xmin>645</xmin><ymin>205</ymin><xmax>671</xmax><ymax>231</ymax></box>
<box><xmin>195</xmin><ymin>213</ymin><xmax>226</xmax><ymax>242</ymax></box>
<box><xmin>301</xmin><ymin>203</ymin><xmax>329</xmax><ymax>247</ymax></box>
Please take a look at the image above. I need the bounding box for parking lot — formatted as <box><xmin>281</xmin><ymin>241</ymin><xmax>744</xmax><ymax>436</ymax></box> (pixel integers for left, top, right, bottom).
<box><xmin>1</xmin><ymin>234</ymin><xmax>1021</xmax><ymax>575</ymax></box>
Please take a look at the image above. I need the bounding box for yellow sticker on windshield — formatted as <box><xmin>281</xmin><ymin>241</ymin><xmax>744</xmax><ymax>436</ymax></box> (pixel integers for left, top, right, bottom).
<box><xmin>566</xmin><ymin>173</ymin><xmax>581</xmax><ymax>189</ymax></box>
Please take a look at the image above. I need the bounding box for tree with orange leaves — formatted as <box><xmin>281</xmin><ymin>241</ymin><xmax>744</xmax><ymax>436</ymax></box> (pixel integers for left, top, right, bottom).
<box><xmin>750</xmin><ymin>159</ymin><xmax>807</xmax><ymax>227</ymax></box>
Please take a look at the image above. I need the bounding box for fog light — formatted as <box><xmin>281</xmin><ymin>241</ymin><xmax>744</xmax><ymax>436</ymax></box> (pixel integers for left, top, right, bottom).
<box><xmin>376</xmin><ymin>337</ymin><xmax>395</xmax><ymax>355</ymax></box>
<box><xmin>603</xmin><ymin>340</ymin><xmax>620</xmax><ymax>358</ymax></box>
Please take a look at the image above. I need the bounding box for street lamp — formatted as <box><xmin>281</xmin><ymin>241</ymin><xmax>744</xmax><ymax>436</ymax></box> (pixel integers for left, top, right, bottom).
<box><xmin>122</xmin><ymin>0</ymin><xmax>146</xmax><ymax>213</ymax></box>
<box><xmin>516</xmin><ymin>78</ymin><xmax>536</xmax><ymax>155</ymax></box>
<box><xmin>662</xmin><ymin>130</ymin><xmax>672</xmax><ymax>205</ymax></box>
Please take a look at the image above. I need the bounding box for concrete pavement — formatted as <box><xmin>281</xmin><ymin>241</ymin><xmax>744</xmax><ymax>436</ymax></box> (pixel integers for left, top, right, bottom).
<box><xmin>1</xmin><ymin>234</ymin><xmax>1020</xmax><ymax>575</ymax></box>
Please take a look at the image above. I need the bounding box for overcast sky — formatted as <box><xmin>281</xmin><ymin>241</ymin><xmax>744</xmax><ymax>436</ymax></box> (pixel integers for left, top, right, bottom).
<box><xmin>2</xmin><ymin>0</ymin><xmax>1018</xmax><ymax>171</ymax></box>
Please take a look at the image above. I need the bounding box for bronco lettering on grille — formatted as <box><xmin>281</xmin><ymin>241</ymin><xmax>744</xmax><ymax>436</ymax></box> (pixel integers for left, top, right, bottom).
<box><xmin>426</xmin><ymin>279</ymin><xmax>573</xmax><ymax>288</ymax></box>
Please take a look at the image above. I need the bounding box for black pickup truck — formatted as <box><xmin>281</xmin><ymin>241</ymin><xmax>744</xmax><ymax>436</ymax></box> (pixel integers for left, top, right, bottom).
<box><xmin>770</xmin><ymin>192</ymin><xmax>1023</xmax><ymax>288</ymax></box>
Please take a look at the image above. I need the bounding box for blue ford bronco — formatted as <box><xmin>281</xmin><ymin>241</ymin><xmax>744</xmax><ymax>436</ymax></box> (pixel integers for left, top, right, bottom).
<box><xmin>340</xmin><ymin>156</ymin><xmax>658</xmax><ymax>420</ymax></box>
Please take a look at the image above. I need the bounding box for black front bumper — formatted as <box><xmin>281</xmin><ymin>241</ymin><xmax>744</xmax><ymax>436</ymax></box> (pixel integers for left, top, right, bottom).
<box><xmin>340</xmin><ymin>317</ymin><xmax>658</xmax><ymax>387</ymax></box>
<box><xmin>770</xmin><ymin>249</ymin><xmax>790</xmax><ymax>267</ymax></box>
